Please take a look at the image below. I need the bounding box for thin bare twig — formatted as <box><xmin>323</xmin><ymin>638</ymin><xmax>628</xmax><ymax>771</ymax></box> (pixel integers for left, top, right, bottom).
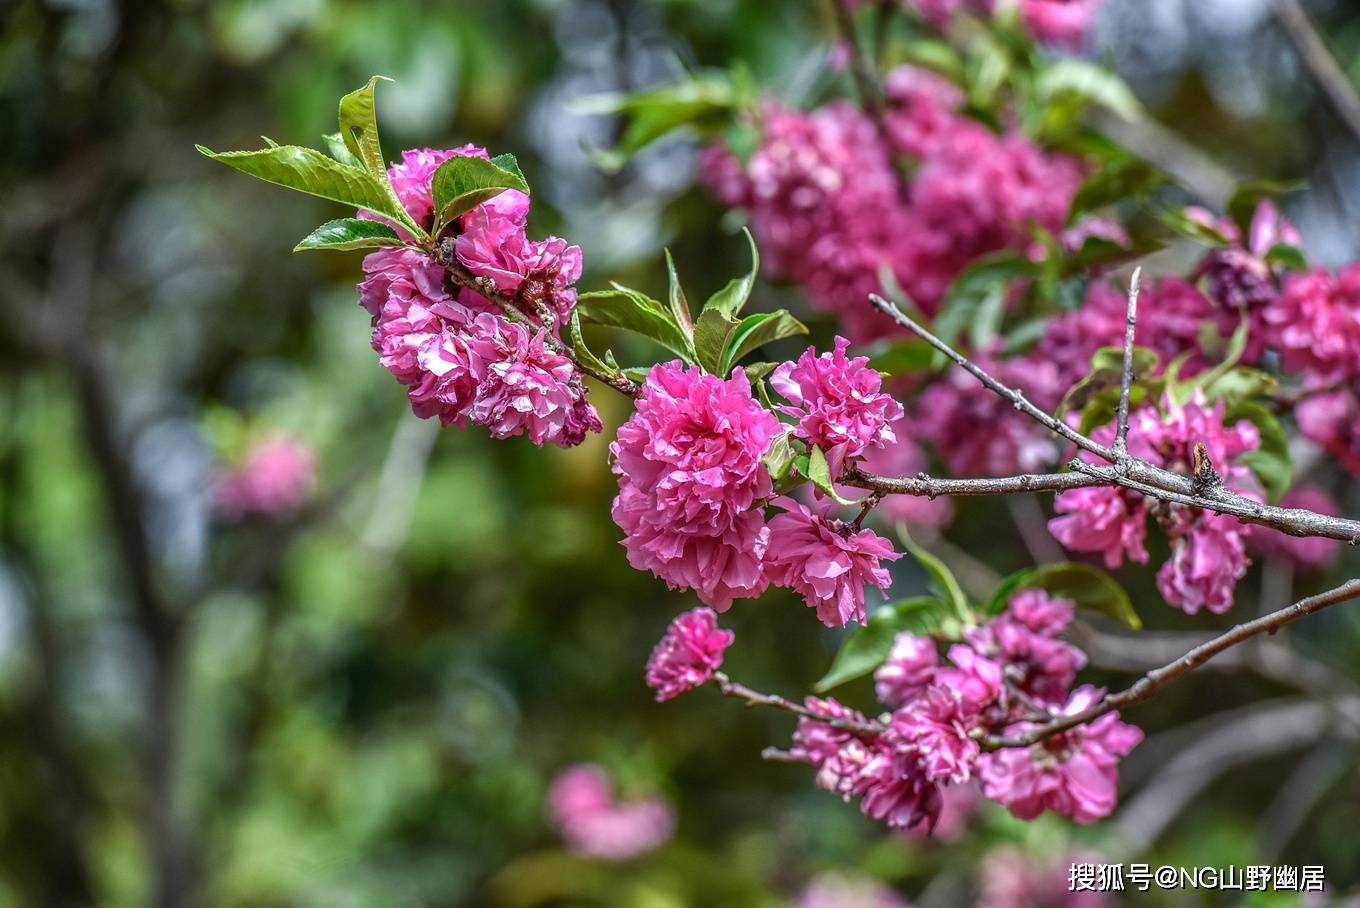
<box><xmin>711</xmin><ymin>672</ymin><xmax>886</xmax><ymax>735</ymax></box>
<box><xmin>1113</xmin><ymin>266</ymin><xmax>1142</xmax><ymax>460</ymax></box>
<box><xmin>981</xmin><ymin>579</ymin><xmax>1360</xmax><ymax>749</ymax></box>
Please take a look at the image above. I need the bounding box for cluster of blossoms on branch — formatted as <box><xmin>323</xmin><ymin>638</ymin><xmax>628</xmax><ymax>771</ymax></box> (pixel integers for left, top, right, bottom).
<box><xmin>645</xmin><ymin>593</ymin><xmax>1141</xmax><ymax>832</ymax></box>
<box><xmin>613</xmin><ymin>339</ymin><xmax>908</xmax><ymax>624</ymax></box>
<box><xmin>357</xmin><ymin>147</ymin><xmax>602</xmax><ymax>448</ymax></box>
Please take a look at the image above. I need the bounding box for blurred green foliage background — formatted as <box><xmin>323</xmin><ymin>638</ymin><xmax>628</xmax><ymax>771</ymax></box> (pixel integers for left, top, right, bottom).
<box><xmin>3</xmin><ymin>1</ymin><xmax>1360</xmax><ymax>906</ymax></box>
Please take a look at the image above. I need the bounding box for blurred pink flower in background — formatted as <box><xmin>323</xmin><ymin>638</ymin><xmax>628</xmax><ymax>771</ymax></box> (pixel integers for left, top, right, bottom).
<box><xmin>214</xmin><ymin>435</ymin><xmax>315</xmax><ymax>521</ymax></box>
<box><xmin>977</xmin><ymin>847</ymin><xmax>1111</xmax><ymax>908</ymax></box>
<box><xmin>548</xmin><ymin>764</ymin><xmax>674</xmax><ymax>861</ymax></box>
<box><xmin>793</xmin><ymin>873</ymin><xmax>910</xmax><ymax>908</ymax></box>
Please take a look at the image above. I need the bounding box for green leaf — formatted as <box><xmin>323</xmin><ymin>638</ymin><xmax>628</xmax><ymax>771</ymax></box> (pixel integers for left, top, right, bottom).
<box><xmin>702</xmin><ymin>228</ymin><xmax>760</xmax><ymax>319</ymax></box>
<box><xmin>805</xmin><ymin>444</ymin><xmax>856</xmax><ymax>506</ymax></box>
<box><xmin>1200</xmin><ymin>366</ymin><xmax>1279</xmax><ymax>406</ymax></box>
<box><xmin>566</xmin><ymin>312</ymin><xmax>623</xmax><ymax>382</ymax></box>
<box><xmin>1036</xmin><ymin>58</ymin><xmax>1144</xmax><ymax>124</ymax></box>
<box><xmin>322</xmin><ymin>132</ymin><xmax>362</xmax><ymax>168</ymax></box>
<box><xmin>1225</xmin><ymin>400</ymin><xmax>1292</xmax><ymax>503</ymax></box>
<box><xmin>1056</xmin><ymin>345</ymin><xmax>1160</xmax><ymax>424</ymax></box>
<box><xmin>814</xmin><ymin>597</ymin><xmax>955</xmax><ymax>692</ymax></box>
<box><xmin>985</xmin><ymin>562</ymin><xmax>1140</xmax><ymax>629</ymax></box>
<box><xmin>934</xmin><ymin>253</ymin><xmax>1039</xmax><ymax>348</ymax></box>
<box><xmin>897</xmin><ymin>525</ymin><xmax>970</xmax><ymax>624</ymax></box>
<box><xmin>577</xmin><ymin>73</ymin><xmax>742</xmax><ymax>169</ymax></box>
<box><xmin>196</xmin><ymin>144</ymin><xmax>408</xmax><ymax>222</ymax></box>
<box><xmin>865</xmin><ymin>340</ymin><xmax>936</xmax><ymax>377</ymax></box>
<box><xmin>762</xmin><ymin>431</ymin><xmax>796</xmax><ymax>485</ymax></box>
<box><xmin>293</xmin><ymin>218</ymin><xmax>406</xmax><ymax>252</ymax></box>
<box><xmin>1264</xmin><ymin>243</ymin><xmax>1308</xmax><ymax>272</ymax></box>
<box><xmin>720</xmin><ymin>310</ymin><xmax>807</xmax><ymax>375</ymax></box>
<box><xmin>1154</xmin><ymin>207</ymin><xmax>1233</xmax><ymax>247</ymax></box>
<box><xmin>1227</xmin><ymin>179</ymin><xmax>1306</xmax><ymax>240</ymax></box>
<box><xmin>430</xmin><ymin>154</ymin><xmax>531</xmax><ymax>234</ymax></box>
<box><xmin>664</xmin><ymin>249</ymin><xmax>694</xmax><ymax>337</ymax></box>
<box><xmin>337</xmin><ymin>75</ymin><xmax>393</xmax><ymax>178</ymax></box>
<box><xmin>1067</xmin><ymin>156</ymin><xmax>1165</xmax><ymax>223</ymax></box>
<box><xmin>1188</xmin><ymin>313</ymin><xmax>1249</xmax><ymax>394</ymax></box>
<box><xmin>575</xmin><ymin>287</ymin><xmax>694</xmax><ymax>362</ymax></box>
<box><xmin>693</xmin><ymin>308</ymin><xmax>737</xmax><ymax>375</ymax></box>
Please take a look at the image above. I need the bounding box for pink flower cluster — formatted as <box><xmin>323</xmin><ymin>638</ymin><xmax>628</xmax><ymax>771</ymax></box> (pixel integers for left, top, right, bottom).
<box><xmin>789</xmin><ymin>591</ymin><xmax>1139</xmax><ymax>831</ymax></box>
<box><xmin>644</xmin><ymin>607</ymin><xmax>735</xmax><ymax>701</ymax></box>
<box><xmin>1192</xmin><ymin>201</ymin><xmax>1300</xmax><ymax>314</ymax></box>
<box><xmin>613</xmin><ymin>360</ymin><xmax>903</xmax><ymax>625</ymax></box>
<box><xmin>213</xmin><ymin>435</ymin><xmax>315</xmax><ymax>520</ymax></box>
<box><xmin>903</xmin><ymin>0</ymin><xmax>1104</xmax><ymax>46</ymax></box>
<box><xmin>548</xmin><ymin>764</ymin><xmax>674</xmax><ymax>861</ymax></box>
<box><xmin>356</xmin><ymin>146</ymin><xmax>600</xmax><ymax>448</ymax></box>
<box><xmin>702</xmin><ymin>67</ymin><xmax>1084</xmax><ymax>341</ymax></box>
<box><xmin>1050</xmin><ymin>395</ymin><xmax>1261</xmax><ymax>614</ymax></box>
<box><xmin>793</xmin><ymin>874</ymin><xmax>910</xmax><ymax>908</ymax></box>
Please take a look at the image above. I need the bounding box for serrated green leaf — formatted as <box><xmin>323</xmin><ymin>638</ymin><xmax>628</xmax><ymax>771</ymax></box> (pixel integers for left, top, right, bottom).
<box><xmin>742</xmin><ymin>361</ymin><xmax>780</xmax><ymax>382</ymax></box>
<box><xmin>702</xmin><ymin>228</ymin><xmax>760</xmax><ymax>319</ymax></box>
<box><xmin>1200</xmin><ymin>367</ymin><xmax>1278</xmax><ymax>406</ymax></box>
<box><xmin>293</xmin><ymin>218</ymin><xmax>406</xmax><ymax>252</ymax></box>
<box><xmin>805</xmin><ymin>444</ymin><xmax>856</xmax><ymax>506</ymax></box>
<box><xmin>196</xmin><ymin>144</ymin><xmax>407</xmax><ymax>222</ymax></box>
<box><xmin>430</xmin><ymin>154</ymin><xmax>531</xmax><ymax>234</ymax></box>
<box><xmin>985</xmin><ymin>562</ymin><xmax>1140</xmax><ymax>629</ymax></box>
<box><xmin>720</xmin><ymin>310</ymin><xmax>807</xmax><ymax>375</ymax></box>
<box><xmin>576</xmin><ymin>287</ymin><xmax>694</xmax><ymax>362</ymax></box>
<box><xmin>897</xmin><ymin>525</ymin><xmax>970</xmax><ymax>624</ymax></box>
<box><xmin>664</xmin><ymin>249</ymin><xmax>694</xmax><ymax>337</ymax></box>
<box><xmin>814</xmin><ymin>597</ymin><xmax>954</xmax><ymax>692</ymax></box>
<box><xmin>322</xmin><ymin>132</ymin><xmax>362</xmax><ymax>168</ymax></box>
<box><xmin>693</xmin><ymin>307</ymin><xmax>737</xmax><ymax>375</ymax></box>
<box><xmin>1056</xmin><ymin>344</ymin><xmax>1160</xmax><ymax>424</ymax></box>
<box><xmin>337</xmin><ymin>76</ymin><xmax>392</xmax><ymax>178</ymax></box>
<box><xmin>1225</xmin><ymin>400</ymin><xmax>1292</xmax><ymax>503</ymax></box>
<box><xmin>567</xmin><ymin>312</ymin><xmax>623</xmax><ymax>381</ymax></box>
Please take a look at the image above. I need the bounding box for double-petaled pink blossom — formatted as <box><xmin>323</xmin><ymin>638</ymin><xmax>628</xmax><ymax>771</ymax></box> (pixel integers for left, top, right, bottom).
<box><xmin>764</xmin><ymin>496</ymin><xmax>901</xmax><ymax>627</ymax></box>
<box><xmin>891</xmin><ymin>685</ymin><xmax>980</xmax><ymax>784</ymax></box>
<box><xmin>1050</xmin><ymin>394</ymin><xmax>1259</xmax><ymax>614</ymax></box>
<box><xmin>611</xmin><ymin>363</ymin><xmax>780</xmax><ymax>611</ymax></box>
<box><xmin>979</xmin><ymin>686</ymin><xmax>1142</xmax><ymax>823</ymax></box>
<box><xmin>387</xmin><ymin>145</ymin><xmax>488</xmax><ymax>226</ymax></box>
<box><xmin>772</xmin><ymin>336</ymin><xmax>904</xmax><ymax>472</ymax></box>
<box><xmin>1262</xmin><ymin>264</ymin><xmax>1360</xmax><ymax>389</ymax></box>
<box><xmin>644</xmin><ymin>607</ymin><xmax>735</xmax><ymax>702</ymax></box>
<box><xmin>874</xmin><ymin>633</ymin><xmax>940</xmax><ymax>708</ymax></box>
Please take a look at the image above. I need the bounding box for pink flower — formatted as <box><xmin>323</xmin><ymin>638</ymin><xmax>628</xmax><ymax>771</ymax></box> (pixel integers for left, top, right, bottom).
<box><xmin>611</xmin><ymin>363</ymin><xmax>780</xmax><ymax>610</ymax></box>
<box><xmin>874</xmin><ymin>633</ymin><xmax>940</xmax><ymax>707</ymax></box>
<box><xmin>890</xmin><ymin>685</ymin><xmax>980</xmax><ymax>784</ymax></box>
<box><xmin>794</xmin><ymin>874</ymin><xmax>910</xmax><ymax>908</ymax></box>
<box><xmin>1156</xmin><ymin>512</ymin><xmax>1251</xmax><ymax>615</ymax></box>
<box><xmin>979</xmin><ymin>686</ymin><xmax>1142</xmax><ymax>823</ymax></box>
<box><xmin>764</xmin><ymin>496</ymin><xmax>901</xmax><ymax>627</ymax></box>
<box><xmin>1196</xmin><ymin>202</ymin><xmax>1300</xmax><ymax>315</ymax></box>
<box><xmin>415</xmin><ymin>312</ymin><xmax>602</xmax><ymax>447</ymax></box>
<box><xmin>1262</xmin><ymin>265</ymin><xmax>1360</xmax><ymax>389</ymax></box>
<box><xmin>1019</xmin><ymin>0</ymin><xmax>1104</xmax><ymax>48</ymax></box>
<box><xmin>387</xmin><ymin>145</ymin><xmax>489</xmax><ymax>226</ymax></box>
<box><xmin>1297</xmin><ymin>384</ymin><xmax>1360</xmax><ymax>474</ymax></box>
<box><xmin>1048</xmin><ymin>486</ymin><xmax>1149</xmax><ymax>569</ymax></box>
<box><xmin>935</xmin><ymin>643</ymin><xmax>1005</xmax><ymax>712</ymax></box>
<box><xmin>644</xmin><ymin>607</ymin><xmax>735</xmax><ymax>701</ymax></box>
<box><xmin>772</xmin><ymin>336</ymin><xmax>905</xmax><ymax>471</ymax></box>
<box><xmin>456</xmin><ymin>192</ymin><xmax>583</xmax><ymax>325</ymax></box>
<box><xmin>909</xmin><ymin>0</ymin><xmax>994</xmax><ymax>29</ymax></box>
<box><xmin>852</xmin><ymin>747</ymin><xmax>943</xmax><ymax>831</ymax></box>
<box><xmin>978</xmin><ymin>847</ymin><xmax>1112</xmax><ymax>908</ymax></box>
<box><xmin>1246</xmin><ymin>486</ymin><xmax>1344</xmax><ymax>571</ymax></box>
<box><xmin>548</xmin><ymin>764</ymin><xmax>674</xmax><ymax>861</ymax></box>
<box><xmin>791</xmin><ymin>697</ymin><xmax>871</xmax><ymax>767</ymax></box>
<box><xmin>1006</xmin><ymin>589</ymin><xmax>1074</xmax><ymax>637</ymax></box>
<box><xmin>1051</xmin><ymin>394</ymin><xmax>1260</xmax><ymax>613</ymax></box>
<box><xmin>983</xmin><ymin>591</ymin><xmax>1086</xmax><ymax>703</ymax></box>
<box><xmin>214</xmin><ymin>436</ymin><xmax>315</xmax><ymax>520</ymax></box>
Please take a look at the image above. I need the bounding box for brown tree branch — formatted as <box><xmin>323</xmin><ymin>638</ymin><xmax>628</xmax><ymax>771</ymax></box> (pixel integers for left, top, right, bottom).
<box><xmin>980</xmin><ymin>579</ymin><xmax>1360</xmax><ymax>749</ymax></box>
<box><xmin>711</xmin><ymin>672</ymin><xmax>886</xmax><ymax>736</ymax></box>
